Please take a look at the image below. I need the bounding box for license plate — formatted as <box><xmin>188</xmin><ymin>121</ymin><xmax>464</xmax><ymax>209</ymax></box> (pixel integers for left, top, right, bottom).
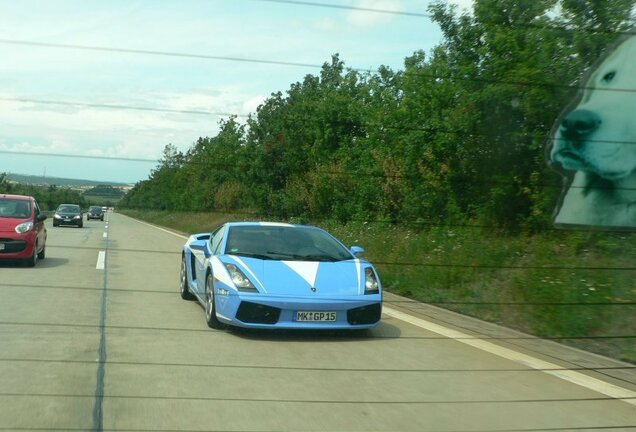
<box><xmin>296</xmin><ymin>311</ymin><xmax>337</xmax><ymax>322</ymax></box>
<box><xmin>0</xmin><ymin>243</ymin><xmax>4</xmax><ymax>251</ymax></box>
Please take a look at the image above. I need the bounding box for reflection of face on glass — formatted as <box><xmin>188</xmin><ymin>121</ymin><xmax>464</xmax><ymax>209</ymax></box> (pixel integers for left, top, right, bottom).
<box><xmin>549</xmin><ymin>34</ymin><xmax>636</xmax><ymax>229</ymax></box>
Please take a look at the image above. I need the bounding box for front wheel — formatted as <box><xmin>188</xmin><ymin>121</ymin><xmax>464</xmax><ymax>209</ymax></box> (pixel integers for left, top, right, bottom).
<box><xmin>179</xmin><ymin>255</ymin><xmax>195</xmax><ymax>300</ymax></box>
<box><xmin>205</xmin><ymin>271</ymin><xmax>224</xmax><ymax>329</ymax></box>
<box><xmin>37</xmin><ymin>244</ymin><xmax>46</xmax><ymax>260</ymax></box>
<box><xmin>24</xmin><ymin>244</ymin><xmax>37</xmax><ymax>267</ymax></box>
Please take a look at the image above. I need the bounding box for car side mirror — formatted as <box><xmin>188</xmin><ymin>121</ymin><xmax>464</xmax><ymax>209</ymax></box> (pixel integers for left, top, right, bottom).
<box><xmin>37</xmin><ymin>214</ymin><xmax>47</xmax><ymax>222</ymax></box>
<box><xmin>190</xmin><ymin>240</ymin><xmax>212</xmax><ymax>258</ymax></box>
<box><xmin>350</xmin><ymin>246</ymin><xmax>365</xmax><ymax>256</ymax></box>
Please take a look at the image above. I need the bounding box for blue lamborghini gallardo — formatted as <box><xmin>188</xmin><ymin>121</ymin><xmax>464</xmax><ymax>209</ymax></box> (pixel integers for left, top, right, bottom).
<box><xmin>180</xmin><ymin>222</ymin><xmax>382</xmax><ymax>329</ymax></box>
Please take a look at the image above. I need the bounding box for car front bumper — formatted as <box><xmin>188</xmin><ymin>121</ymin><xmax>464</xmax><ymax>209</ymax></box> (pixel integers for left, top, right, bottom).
<box><xmin>215</xmin><ymin>290</ymin><xmax>383</xmax><ymax>329</ymax></box>
<box><xmin>0</xmin><ymin>234</ymin><xmax>36</xmax><ymax>260</ymax></box>
<box><xmin>54</xmin><ymin>217</ymin><xmax>82</xmax><ymax>226</ymax></box>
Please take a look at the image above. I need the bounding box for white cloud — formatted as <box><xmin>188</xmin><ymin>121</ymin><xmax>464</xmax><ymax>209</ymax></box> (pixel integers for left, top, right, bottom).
<box><xmin>346</xmin><ymin>0</ymin><xmax>404</xmax><ymax>27</ymax></box>
<box><xmin>0</xmin><ymin>0</ymin><xmax>440</xmax><ymax>182</ymax></box>
<box><xmin>242</xmin><ymin>95</ymin><xmax>267</xmax><ymax>115</ymax></box>
<box><xmin>313</xmin><ymin>17</ymin><xmax>339</xmax><ymax>32</ymax></box>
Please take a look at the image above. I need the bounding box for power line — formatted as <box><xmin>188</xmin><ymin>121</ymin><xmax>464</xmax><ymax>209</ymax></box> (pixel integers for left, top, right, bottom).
<box><xmin>0</xmin><ymin>356</ymin><xmax>633</xmax><ymax>374</ymax></box>
<box><xmin>0</xmin><ymin>427</ymin><xmax>633</xmax><ymax>432</ymax></box>
<box><xmin>249</xmin><ymin>0</ymin><xmax>636</xmax><ymax>36</ymax></box>
<box><xmin>1</xmin><ymin>243</ymin><xmax>634</xmax><ymax>272</ymax></box>
<box><xmin>6</xmin><ymin>145</ymin><xmax>636</xmax><ymax>196</ymax></box>
<box><xmin>0</xmin><ymin>426</ymin><xmax>633</xmax><ymax>432</ymax></box>
<box><xmin>0</xmin><ymin>320</ymin><xmax>632</xmax><ymax>341</ymax></box>
<box><xmin>249</xmin><ymin>0</ymin><xmax>430</xmax><ymax>18</ymax></box>
<box><xmin>0</xmin><ymin>96</ymin><xmax>247</xmax><ymax>118</ymax></box>
<box><xmin>6</xmin><ymin>93</ymin><xmax>636</xmax><ymax>148</ymax></box>
<box><xmin>1</xmin><ymin>282</ymin><xmax>634</xmax><ymax>308</ymax></box>
<box><xmin>0</xmin><ymin>149</ymin><xmax>157</xmax><ymax>163</ymax></box>
<box><xmin>2</xmin><ymin>38</ymin><xmax>636</xmax><ymax>94</ymax></box>
<box><xmin>0</xmin><ymin>390</ymin><xmax>632</xmax><ymax>405</ymax></box>
<box><xmin>0</xmin><ymin>38</ymin><xmax>334</xmax><ymax>71</ymax></box>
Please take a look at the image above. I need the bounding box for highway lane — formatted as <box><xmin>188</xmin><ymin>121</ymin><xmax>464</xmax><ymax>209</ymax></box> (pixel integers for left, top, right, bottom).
<box><xmin>0</xmin><ymin>214</ymin><xmax>106</xmax><ymax>430</ymax></box>
<box><xmin>1</xmin><ymin>211</ymin><xmax>635</xmax><ymax>431</ymax></box>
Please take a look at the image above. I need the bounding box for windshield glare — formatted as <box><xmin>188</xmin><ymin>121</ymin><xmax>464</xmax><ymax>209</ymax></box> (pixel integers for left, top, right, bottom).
<box><xmin>225</xmin><ymin>225</ymin><xmax>353</xmax><ymax>261</ymax></box>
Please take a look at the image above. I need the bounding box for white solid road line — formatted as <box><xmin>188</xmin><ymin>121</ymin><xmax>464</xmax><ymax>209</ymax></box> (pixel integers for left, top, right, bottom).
<box><xmin>96</xmin><ymin>251</ymin><xmax>106</xmax><ymax>270</ymax></box>
<box><xmin>133</xmin><ymin>218</ymin><xmax>188</xmax><ymax>240</ymax></box>
<box><xmin>137</xmin><ymin>217</ymin><xmax>636</xmax><ymax>406</ymax></box>
<box><xmin>383</xmin><ymin>307</ymin><xmax>636</xmax><ymax>407</ymax></box>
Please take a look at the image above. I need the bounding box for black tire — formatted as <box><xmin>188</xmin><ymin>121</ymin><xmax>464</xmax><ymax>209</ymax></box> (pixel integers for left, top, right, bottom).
<box><xmin>179</xmin><ymin>255</ymin><xmax>195</xmax><ymax>300</ymax></box>
<box><xmin>53</xmin><ymin>221</ymin><xmax>58</xmax><ymax>227</ymax></box>
<box><xmin>78</xmin><ymin>222</ymin><xmax>83</xmax><ymax>228</ymax></box>
<box><xmin>25</xmin><ymin>244</ymin><xmax>37</xmax><ymax>267</ymax></box>
<box><xmin>205</xmin><ymin>270</ymin><xmax>224</xmax><ymax>329</ymax></box>
<box><xmin>37</xmin><ymin>244</ymin><xmax>45</xmax><ymax>260</ymax></box>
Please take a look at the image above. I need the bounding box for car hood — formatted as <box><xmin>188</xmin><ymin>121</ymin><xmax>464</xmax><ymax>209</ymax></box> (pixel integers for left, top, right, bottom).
<box><xmin>223</xmin><ymin>256</ymin><xmax>365</xmax><ymax>296</ymax></box>
<box><xmin>0</xmin><ymin>218</ymin><xmax>28</xmax><ymax>232</ymax></box>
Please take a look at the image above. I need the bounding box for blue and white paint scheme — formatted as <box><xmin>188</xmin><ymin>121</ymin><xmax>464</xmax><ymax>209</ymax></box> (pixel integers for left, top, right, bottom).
<box><xmin>180</xmin><ymin>222</ymin><xmax>382</xmax><ymax>330</ymax></box>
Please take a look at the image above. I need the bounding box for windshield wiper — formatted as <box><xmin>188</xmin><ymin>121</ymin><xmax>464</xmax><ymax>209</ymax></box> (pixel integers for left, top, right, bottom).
<box><xmin>266</xmin><ymin>250</ymin><xmax>343</xmax><ymax>262</ymax></box>
<box><xmin>301</xmin><ymin>254</ymin><xmax>342</xmax><ymax>262</ymax></box>
<box><xmin>266</xmin><ymin>251</ymin><xmax>304</xmax><ymax>260</ymax></box>
<box><xmin>230</xmin><ymin>252</ymin><xmax>274</xmax><ymax>260</ymax></box>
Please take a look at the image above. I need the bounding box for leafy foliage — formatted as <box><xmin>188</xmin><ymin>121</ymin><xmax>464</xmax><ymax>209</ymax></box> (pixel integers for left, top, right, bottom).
<box><xmin>119</xmin><ymin>0</ymin><xmax>634</xmax><ymax>233</ymax></box>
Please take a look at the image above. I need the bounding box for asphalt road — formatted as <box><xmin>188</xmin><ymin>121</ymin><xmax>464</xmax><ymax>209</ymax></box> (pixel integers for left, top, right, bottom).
<box><xmin>1</xmin><ymin>211</ymin><xmax>635</xmax><ymax>431</ymax></box>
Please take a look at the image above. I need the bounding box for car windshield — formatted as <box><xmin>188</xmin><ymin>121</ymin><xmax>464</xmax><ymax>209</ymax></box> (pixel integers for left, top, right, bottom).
<box><xmin>57</xmin><ymin>205</ymin><xmax>80</xmax><ymax>213</ymax></box>
<box><xmin>90</xmin><ymin>206</ymin><xmax>102</xmax><ymax>212</ymax></box>
<box><xmin>0</xmin><ymin>199</ymin><xmax>31</xmax><ymax>218</ymax></box>
<box><xmin>224</xmin><ymin>225</ymin><xmax>353</xmax><ymax>262</ymax></box>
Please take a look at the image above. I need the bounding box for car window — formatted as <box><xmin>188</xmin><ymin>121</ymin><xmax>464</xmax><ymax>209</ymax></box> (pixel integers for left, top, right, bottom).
<box><xmin>210</xmin><ymin>226</ymin><xmax>224</xmax><ymax>255</ymax></box>
<box><xmin>0</xmin><ymin>199</ymin><xmax>31</xmax><ymax>218</ymax></box>
<box><xmin>225</xmin><ymin>225</ymin><xmax>352</xmax><ymax>261</ymax></box>
<box><xmin>58</xmin><ymin>205</ymin><xmax>80</xmax><ymax>212</ymax></box>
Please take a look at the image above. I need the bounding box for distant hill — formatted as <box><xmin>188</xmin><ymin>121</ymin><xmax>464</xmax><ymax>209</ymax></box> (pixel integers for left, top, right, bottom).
<box><xmin>7</xmin><ymin>173</ymin><xmax>131</xmax><ymax>187</ymax></box>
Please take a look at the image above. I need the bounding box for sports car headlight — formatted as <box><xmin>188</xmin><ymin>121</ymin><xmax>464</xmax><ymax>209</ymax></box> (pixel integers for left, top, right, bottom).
<box><xmin>224</xmin><ymin>263</ymin><xmax>258</xmax><ymax>292</ymax></box>
<box><xmin>15</xmin><ymin>221</ymin><xmax>34</xmax><ymax>234</ymax></box>
<box><xmin>364</xmin><ymin>268</ymin><xmax>380</xmax><ymax>294</ymax></box>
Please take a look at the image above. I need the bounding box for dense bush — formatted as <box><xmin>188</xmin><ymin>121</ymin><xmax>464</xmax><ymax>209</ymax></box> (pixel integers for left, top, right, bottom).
<box><xmin>119</xmin><ymin>0</ymin><xmax>634</xmax><ymax>234</ymax></box>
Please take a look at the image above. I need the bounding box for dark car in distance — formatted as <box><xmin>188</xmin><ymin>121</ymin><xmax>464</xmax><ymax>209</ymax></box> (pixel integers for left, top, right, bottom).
<box><xmin>53</xmin><ymin>204</ymin><xmax>83</xmax><ymax>228</ymax></box>
<box><xmin>0</xmin><ymin>194</ymin><xmax>48</xmax><ymax>266</ymax></box>
<box><xmin>87</xmin><ymin>206</ymin><xmax>104</xmax><ymax>221</ymax></box>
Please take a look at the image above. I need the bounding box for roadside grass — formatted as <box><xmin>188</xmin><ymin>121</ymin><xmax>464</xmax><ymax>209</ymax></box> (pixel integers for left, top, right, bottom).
<box><xmin>119</xmin><ymin>209</ymin><xmax>636</xmax><ymax>363</ymax></box>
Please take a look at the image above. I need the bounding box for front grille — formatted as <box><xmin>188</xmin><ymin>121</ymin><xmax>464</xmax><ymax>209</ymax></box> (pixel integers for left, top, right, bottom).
<box><xmin>236</xmin><ymin>301</ymin><xmax>281</xmax><ymax>324</ymax></box>
<box><xmin>0</xmin><ymin>240</ymin><xmax>27</xmax><ymax>254</ymax></box>
<box><xmin>347</xmin><ymin>303</ymin><xmax>382</xmax><ymax>325</ymax></box>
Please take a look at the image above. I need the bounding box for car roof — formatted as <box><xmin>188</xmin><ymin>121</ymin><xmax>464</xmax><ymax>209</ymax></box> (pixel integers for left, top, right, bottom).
<box><xmin>0</xmin><ymin>194</ymin><xmax>33</xmax><ymax>201</ymax></box>
<box><xmin>225</xmin><ymin>221</ymin><xmax>317</xmax><ymax>229</ymax></box>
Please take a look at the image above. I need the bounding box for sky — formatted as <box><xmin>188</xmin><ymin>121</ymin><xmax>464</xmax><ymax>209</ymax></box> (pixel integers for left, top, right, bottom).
<box><xmin>0</xmin><ymin>0</ymin><xmax>473</xmax><ymax>184</ymax></box>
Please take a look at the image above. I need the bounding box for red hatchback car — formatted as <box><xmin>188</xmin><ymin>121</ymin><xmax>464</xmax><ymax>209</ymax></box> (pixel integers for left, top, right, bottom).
<box><xmin>0</xmin><ymin>194</ymin><xmax>48</xmax><ymax>267</ymax></box>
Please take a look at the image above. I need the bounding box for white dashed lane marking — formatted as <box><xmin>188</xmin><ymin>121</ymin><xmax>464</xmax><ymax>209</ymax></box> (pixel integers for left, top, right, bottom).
<box><xmin>96</xmin><ymin>251</ymin><xmax>106</xmax><ymax>270</ymax></box>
